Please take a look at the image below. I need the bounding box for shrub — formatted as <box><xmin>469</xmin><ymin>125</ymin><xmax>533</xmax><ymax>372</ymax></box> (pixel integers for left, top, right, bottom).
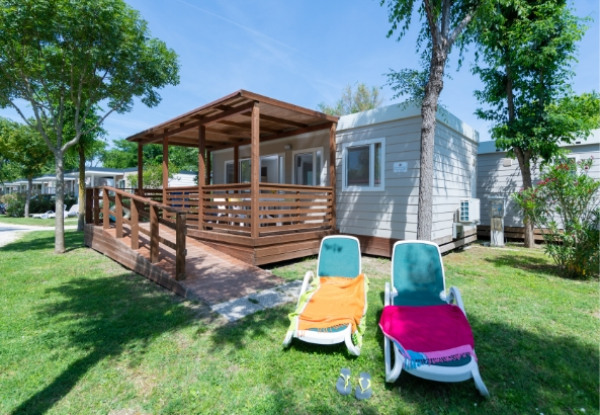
<box><xmin>2</xmin><ymin>193</ymin><xmax>26</xmax><ymax>217</ymax></box>
<box><xmin>514</xmin><ymin>157</ymin><xmax>599</xmax><ymax>279</ymax></box>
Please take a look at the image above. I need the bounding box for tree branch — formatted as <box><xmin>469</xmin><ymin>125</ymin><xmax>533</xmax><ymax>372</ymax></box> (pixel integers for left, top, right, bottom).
<box><xmin>448</xmin><ymin>8</ymin><xmax>477</xmax><ymax>47</ymax></box>
<box><xmin>423</xmin><ymin>0</ymin><xmax>440</xmax><ymax>45</ymax></box>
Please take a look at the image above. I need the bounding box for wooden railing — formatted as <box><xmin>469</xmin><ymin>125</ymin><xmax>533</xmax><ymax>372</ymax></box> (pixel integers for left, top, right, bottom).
<box><xmin>85</xmin><ymin>186</ymin><xmax>187</xmax><ymax>280</ymax></box>
<box><xmin>152</xmin><ymin>183</ymin><xmax>334</xmax><ymax>238</ymax></box>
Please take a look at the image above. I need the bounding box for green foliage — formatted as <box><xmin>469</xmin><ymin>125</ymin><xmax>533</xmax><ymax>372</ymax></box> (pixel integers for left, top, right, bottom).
<box><xmin>0</xmin><ymin>117</ymin><xmax>53</xmax><ymax>182</ymax></box>
<box><xmin>514</xmin><ymin>157</ymin><xmax>600</xmax><ymax>279</ymax></box>
<box><xmin>2</xmin><ymin>192</ymin><xmax>24</xmax><ymax>217</ymax></box>
<box><xmin>100</xmin><ymin>139</ymin><xmax>139</xmax><ymax>168</ymax></box>
<box><xmin>473</xmin><ymin>0</ymin><xmax>598</xmax><ymax>163</ymax></box>
<box><xmin>126</xmin><ymin>164</ymin><xmax>172</xmax><ymax>189</ymax></box>
<box><xmin>318</xmin><ymin>83</ymin><xmax>382</xmax><ymax>116</ymax></box>
<box><xmin>101</xmin><ymin>140</ymin><xmax>198</xmax><ymax>174</ymax></box>
<box><xmin>0</xmin><ymin>0</ymin><xmax>179</xmax><ymax>251</ymax></box>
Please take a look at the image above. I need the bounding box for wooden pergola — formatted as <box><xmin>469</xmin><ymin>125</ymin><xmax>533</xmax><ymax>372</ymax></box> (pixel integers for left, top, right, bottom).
<box><xmin>125</xmin><ymin>90</ymin><xmax>339</xmax><ymax>264</ymax></box>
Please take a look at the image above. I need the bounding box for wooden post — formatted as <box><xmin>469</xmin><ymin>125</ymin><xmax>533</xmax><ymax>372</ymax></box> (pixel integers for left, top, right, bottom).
<box><xmin>93</xmin><ymin>188</ymin><xmax>100</xmax><ymax>225</ymax></box>
<box><xmin>329</xmin><ymin>122</ymin><xmax>337</xmax><ymax>231</ymax></box>
<box><xmin>175</xmin><ymin>212</ymin><xmax>186</xmax><ymax>280</ymax></box>
<box><xmin>130</xmin><ymin>199</ymin><xmax>139</xmax><ymax>250</ymax></box>
<box><xmin>115</xmin><ymin>192</ymin><xmax>123</xmax><ymax>238</ymax></box>
<box><xmin>137</xmin><ymin>143</ymin><xmax>144</xmax><ymax>195</ymax></box>
<box><xmin>198</xmin><ymin>126</ymin><xmax>206</xmax><ymax>230</ymax></box>
<box><xmin>102</xmin><ymin>188</ymin><xmax>110</xmax><ymax>229</ymax></box>
<box><xmin>250</xmin><ymin>102</ymin><xmax>260</xmax><ymax>239</ymax></box>
<box><xmin>150</xmin><ymin>205</ymin><xmax>159</xmax><ymax>263</ymax></box>
<box><xmin>206</xmin><ymin>150</ymin><xmax>212</xmax><ymax>184</ymax></box>
<box><xmin>85</xmin><ymin>188</ymin><xmax>93</xmax><ymax>224</ymax></box>
<box><xmin>162</xmin><ymin>133</ymin><xmax>169</xmax><ymax>209</ymax></box>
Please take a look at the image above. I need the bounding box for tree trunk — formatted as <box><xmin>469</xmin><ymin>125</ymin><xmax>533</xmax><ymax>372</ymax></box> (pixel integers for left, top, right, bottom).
<box><xmin>417</xmin><ymin>47</ymin><xmax>446</xmax><ymax>241</ymax></box>
<box><xmin>514</xmin><ymin>147</ymin><xmax>535</xmax><ymax>248</ymax></box>
<box><xmin>54</xmin><ymin>151</ymin><xmax>66</xmax><ymax>253</ymax></box>
<box><xmin>77</xmin><ymin>144</ymin><xmax>86</xmax><ymax>231</ymax></box>
<box><xmin>25</xmin><ymin>177</ymin><xmax>32</xmax><ymax>218</ymax></box>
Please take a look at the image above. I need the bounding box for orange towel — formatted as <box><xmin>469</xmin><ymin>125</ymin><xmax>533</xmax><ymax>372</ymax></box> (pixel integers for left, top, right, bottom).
<box><xmin>297</xmin><ymin>274</ymin><xmax>366</xmax><ymax>333</ymax></box>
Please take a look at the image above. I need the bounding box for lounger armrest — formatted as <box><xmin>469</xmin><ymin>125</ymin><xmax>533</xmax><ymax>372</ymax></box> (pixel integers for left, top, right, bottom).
<box><xmin>298</xmin><ymin>270</ymin><xmax>315</xmax><ymax>307</ymax></box>
<box><xmin>447</xmin><ymin>286</ymin><xmax>466</xmax><ymax>316</ymax></box>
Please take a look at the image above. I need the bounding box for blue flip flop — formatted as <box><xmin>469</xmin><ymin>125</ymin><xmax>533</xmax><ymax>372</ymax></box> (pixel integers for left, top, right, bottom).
<box><xmin>336</xmin><ymin>368</ymin><xmax>352</xmax><ymax>395</ymax></box>
<box><xmin>355</xmin><ymin>372</ymin><xmax>372</xmax><ymax>400</ymax></box>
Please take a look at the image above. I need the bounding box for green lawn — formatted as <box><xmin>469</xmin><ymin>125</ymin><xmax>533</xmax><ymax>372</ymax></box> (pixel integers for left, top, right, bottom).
<box><xmin>0</xmin><ymin>231</ymin><xmax>598</xmax><ymax>414</ymax></box>
<box><xmin>0</xmin><ymin>215</ymin><xmax>79</xmax><ymax>227</ymax></box>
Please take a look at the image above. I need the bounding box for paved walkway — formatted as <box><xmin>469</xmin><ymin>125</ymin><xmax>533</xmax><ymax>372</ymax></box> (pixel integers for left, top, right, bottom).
<box><xmin>0</xmin><ymin>223</ymin><xmax>71</xmax><ymax>248</ymax></box>
<box><xmin>1</xmin><ymin>223</ymin><xmax>302</xmax><ymax>322</ymax></box>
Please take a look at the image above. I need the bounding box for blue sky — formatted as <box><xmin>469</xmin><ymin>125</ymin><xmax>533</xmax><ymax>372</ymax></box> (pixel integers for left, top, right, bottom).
<box><xmin>2</xmin><ymin>0</ymin><xmax>599</xmax><ymax>145</ymax></box>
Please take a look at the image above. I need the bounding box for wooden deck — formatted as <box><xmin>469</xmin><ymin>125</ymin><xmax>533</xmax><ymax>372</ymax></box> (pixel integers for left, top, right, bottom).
<box><xmin>85</xmin><ymin>223</ymin><xmax>284</xmax><ymax>306</ymax></box>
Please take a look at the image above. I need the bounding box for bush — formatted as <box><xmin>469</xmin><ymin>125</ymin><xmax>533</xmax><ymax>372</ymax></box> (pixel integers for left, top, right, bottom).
<box><xmin>2</xmin><ymin>193</ymin><xmax>26</xmax><ymax>217</ymax></box>
<box><xmin>514</xmin><ymin>157</ymin><xmax>599</xmax><ymax>279</ymax></box>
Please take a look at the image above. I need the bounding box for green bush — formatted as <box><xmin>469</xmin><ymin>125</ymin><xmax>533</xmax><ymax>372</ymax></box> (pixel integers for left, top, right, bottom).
<box><xmin>2</xmin><ymin>193</ymin><xmax>26</xmax><ymax>217</ymax></box>
<box><xmin>514</xmin><ymin>157</ymin><xmax>600</xmax><ymax>279</ymax></box>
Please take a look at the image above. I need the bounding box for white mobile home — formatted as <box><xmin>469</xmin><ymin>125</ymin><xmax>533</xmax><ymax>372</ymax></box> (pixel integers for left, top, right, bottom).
<box><xmin>476</xmin><ymin>130</ymin><xmax>600</xmax><ymax>241</ymax></box>
<box><xmin>335</xmin><ymin>103</ymin><xmax>480</xmax><ymax>256</ymax></box>
<box><xmin>211</xmin><ymin>100</ymin><xmax>480</xmax><ymax>256</ymax></box>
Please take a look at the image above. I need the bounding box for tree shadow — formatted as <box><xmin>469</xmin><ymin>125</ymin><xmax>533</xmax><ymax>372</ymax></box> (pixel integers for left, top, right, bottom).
<box><xmin>485</xmin><ymin>253</ymin><xmax>562</xmax><ymax>277</ymax></box>
<box><xmin>11</xmin><ymin>270</ymin><xmax>199</xmax><ymax>415</ymax></box>
<box><xmin>0</xmin><ymin>230</ymin><xmax>83</xmax><ymax>253</ymax></box>
<box><xmin>205</xmin><ymin>295</ymin><xmax>598</xmax><ymax>413</ymax></box>
<box><xmin>379</xmin><ymin>313</ymin><xmax>599</xmax><ymax>412</ymax></box>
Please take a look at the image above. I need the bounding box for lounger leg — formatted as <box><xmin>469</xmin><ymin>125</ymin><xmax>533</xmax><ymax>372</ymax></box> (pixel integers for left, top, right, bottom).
<box><xmin>345</xmin><ymin>326</ymin><xmax>361</xmax><ymax>356</ymax></box>
<box><xmin>282</xmin><ymin>331</ymin><xmax>293</xmax><ymax>348</ymax></box>
<box><xmin>472</xmin><ymin>366</ymin><xmax>490</xmax><ymax>397</ymax></box>
<box><xmin>384</xmin><ymin>336</ymin><xmax>403</xmax><ymax>383</ymax></box>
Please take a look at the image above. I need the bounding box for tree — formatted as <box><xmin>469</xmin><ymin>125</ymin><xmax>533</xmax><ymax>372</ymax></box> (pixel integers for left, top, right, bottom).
<box><xmin>382</xmin><ymin>0</ymin><xmax>484</xmax><ymax>240</ymax></box>
<box><xmin>100</xmin><ymin>139</ymin><xmax>139</xmax><ymax>169</ymax></box>
<box><xmin>472</xmin><ymin>0</ymin><xmax>599</xmax><ymax>247</ymax></box>
<box><xmin>0</xmin><ymin>0</ymin><xmax>179</xmax><ymax>253</ymax></box>
<box><xmin>64</xmin><ymin>105</ymin><xmax>106</xmax><ymax>231</ymax></box>
<box><xmin>0</xmin><ymin>118</ymin><xmax>53</xmax><ymax>217</ymax></box>
<box><xmin>318</xmin><ymin>83</ymin><xmax>383</xmax><ymax>116</ymax></box>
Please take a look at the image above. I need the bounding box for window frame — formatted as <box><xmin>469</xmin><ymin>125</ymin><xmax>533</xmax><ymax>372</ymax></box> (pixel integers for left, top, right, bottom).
<box><xmin>342</xmin><ymin>138</ymin><xmax>385</xmax><ymax>191</ymax></box>
<box><xmin>291</xmin><ymin>146</ymin><xmax>325</xmax><ymax>186</ymax></box>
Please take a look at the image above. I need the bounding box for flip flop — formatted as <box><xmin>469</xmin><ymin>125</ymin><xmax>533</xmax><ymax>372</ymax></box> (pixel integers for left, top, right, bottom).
<box><xmin>336</xmin><ymin>368</ymin><xmax>352</xmax><ymax>395</ymax></box>
<box><xmin>355</xmin><ymin>372</ymin><xmax>372</xmax><ymax>400</ymax></box>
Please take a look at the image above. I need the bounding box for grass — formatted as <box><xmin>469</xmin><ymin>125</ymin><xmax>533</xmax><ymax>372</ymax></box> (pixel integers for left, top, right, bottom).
<box><xmin>0</xmin><ymin>215</ymin><xmax>79</xmax><ymax>227</ymax></box>
<box><xmin>0</xmin><ymin>231</ymin><xmax>598</xmax><ymax>415</ymax></box>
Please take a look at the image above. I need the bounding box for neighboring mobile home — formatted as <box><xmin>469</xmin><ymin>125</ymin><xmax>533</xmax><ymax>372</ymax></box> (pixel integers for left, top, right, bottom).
<box><xmin>476</xmin><ymin>130</ymin><xmax>600</xmax><ymax>242</ymax></box>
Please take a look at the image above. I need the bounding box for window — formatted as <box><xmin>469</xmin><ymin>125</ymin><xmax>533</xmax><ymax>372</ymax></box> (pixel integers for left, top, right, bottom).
<box><xmin>225</xmin><ymin>159</ymin><xmax>251</xmax><ymax>183</ymax></box>
<box><xmin>342</xmin><ymin>138</ymin><xmax>384</xmax><ymax>191</ymax></box>
<box><xmin>293</xmin><ymin>148</ymin><xmax>323</xmax><ymax>186</ymax></box>
<box><xmin>224</xmin><ymin>155</ymin><xmax>281</xmax><ymax>184</ymax></box>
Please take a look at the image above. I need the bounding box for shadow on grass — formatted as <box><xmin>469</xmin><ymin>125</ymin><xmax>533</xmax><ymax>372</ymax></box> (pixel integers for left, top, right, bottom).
<box><xmin>1</xmin><ymin>230</ymin><xmax>84</xmax><ymax>253</ymax></box>
<box><xmin>11</xmin><ymin>269</ymin><xmax>197</xmax><ymax>415</ymax></box>
<box><xmin>380</xmin><ymin>313</ymin><xmax>598</xmax><ymax>413</ymax></box>
<box><xmin>486</xmin><ymin>253</ymin><xmax>561</xmax><ymax>277</ymax></box>
<box><xmin>206</xmin><ymin>302</ymin><xmax>598</xmax><ymax>414</ymax></box>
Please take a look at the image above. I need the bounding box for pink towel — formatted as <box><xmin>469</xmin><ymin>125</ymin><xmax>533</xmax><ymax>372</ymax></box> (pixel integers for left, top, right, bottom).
<box><xmin>379</xmin><ymin>304</ymin><xmax>476</xmax><ymax>368</ymax></box>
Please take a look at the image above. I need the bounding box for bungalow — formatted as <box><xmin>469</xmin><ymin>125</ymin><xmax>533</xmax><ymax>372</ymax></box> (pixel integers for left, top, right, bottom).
<box><xmin>84</xmin><ymin>90</ymin><xmax>480</xmax><ymax>267</ymax></box>
<box><xmin>476</xmin><ymin>129</ymin><xmax>600</xmax><ymax>242</ymax></box>
<box><xmin>209</xmin><ymin>96</ymin><xmax>480</xmax><ymax>258</ymax></box>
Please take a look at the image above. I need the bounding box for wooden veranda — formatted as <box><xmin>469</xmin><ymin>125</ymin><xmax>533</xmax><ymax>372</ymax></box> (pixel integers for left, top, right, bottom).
<box><xmin>85</xmin><ymin>90</ymin><xmax>339</xmax><ymax>278</ymax></box>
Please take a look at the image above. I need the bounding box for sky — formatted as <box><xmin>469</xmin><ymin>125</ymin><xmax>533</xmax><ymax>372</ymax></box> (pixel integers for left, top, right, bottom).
<box><xmin>1</xmin><ymin>0</ymin><xmax>599</xmax><ymax>146</ymax></box>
